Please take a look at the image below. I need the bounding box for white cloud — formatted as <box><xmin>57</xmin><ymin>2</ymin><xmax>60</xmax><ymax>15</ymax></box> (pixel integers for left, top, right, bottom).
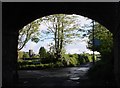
<box><xmin>85</xmin><ymin>50</ymin><xmax>100</xmax><ymax>54</ymax></box>
<box><xmin>65</xmin><ymin>39</ymin><xmax>89</xmax><ymax>54</ymax></box>
<box><xmin>20</xmin><ymin>40</ymin><xmax>37</xmax><ymax>52</ymax></box>
<box><xmin>66</xmin><ymin>48</ymin><xmax>80</xmax><ymax>54</ymax></box>
<box><xmin>39</xmin><ymin>22</ymin><xmax>48</xmax><ymax>31</ymax></box>
<box><xmin>19</xmin><ymin>14</ymin><xmax>93</xmax><ymax>54</ymax></box>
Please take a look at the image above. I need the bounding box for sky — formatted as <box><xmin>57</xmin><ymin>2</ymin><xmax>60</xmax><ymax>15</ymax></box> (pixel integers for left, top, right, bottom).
<box><xmin>19</xmin><ymin>14</ymin><xmax>100</xmax><ymax>54</ymax></box>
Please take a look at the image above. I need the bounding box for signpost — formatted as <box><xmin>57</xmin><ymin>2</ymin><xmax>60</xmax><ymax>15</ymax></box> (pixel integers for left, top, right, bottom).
<box><xmin>92</xmin><ymin>20</ymin><xmax>95</xmax><ymax>65</ymax></box>
<box><xmin>92</xmin><ymin>20</ymin><xmax>101</xmax><ymax>65</ymax></box>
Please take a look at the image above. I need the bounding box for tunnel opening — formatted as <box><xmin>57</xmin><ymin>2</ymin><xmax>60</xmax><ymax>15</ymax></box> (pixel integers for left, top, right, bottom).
<box><xmin>17</xmin><ymin>14</ymin><xmax>115</xmax><ymax>87</ymax></box>
<box><xmin>2</xmin><ymin>2</ymin><xmax>119</xmax><ymax>88</ymax></box>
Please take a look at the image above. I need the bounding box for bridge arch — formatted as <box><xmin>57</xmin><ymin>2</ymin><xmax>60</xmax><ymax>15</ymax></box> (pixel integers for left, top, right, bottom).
<box><xmin>2</xmin><ymin>2</ymin><xmax>120</xmax><ymax>87</ymax></box>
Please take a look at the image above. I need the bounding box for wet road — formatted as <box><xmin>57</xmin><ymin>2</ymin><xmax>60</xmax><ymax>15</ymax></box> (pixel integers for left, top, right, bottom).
<box><xmin>17</xmin><ymin>63</ymin><xmax>92</xmax><ymax>87</ymax></box>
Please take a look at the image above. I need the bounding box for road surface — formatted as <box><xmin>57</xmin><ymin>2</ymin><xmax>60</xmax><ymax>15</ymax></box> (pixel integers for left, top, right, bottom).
<box><xmin>17</xmin><ymin>62</ymin><xmax>116</xmax><ymax>88</ymax></box>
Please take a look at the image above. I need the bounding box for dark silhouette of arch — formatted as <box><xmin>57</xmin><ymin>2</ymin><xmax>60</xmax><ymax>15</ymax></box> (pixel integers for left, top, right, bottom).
<box><xmin>2</xmin><ymin>2</ymin><xmax>120</xmax><ymax>88</ymax></box>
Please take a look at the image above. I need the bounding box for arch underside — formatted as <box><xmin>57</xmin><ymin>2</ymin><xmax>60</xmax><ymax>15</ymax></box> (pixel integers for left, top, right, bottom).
<box><xmin>2</xmin><ymin>2</ymin><xmax>120</xmax><ymax>87</ymax></box>
<box><xmin>3</xmin><ymin>3</ymin><xmax>118</xmax><ymax>33</ymax></box>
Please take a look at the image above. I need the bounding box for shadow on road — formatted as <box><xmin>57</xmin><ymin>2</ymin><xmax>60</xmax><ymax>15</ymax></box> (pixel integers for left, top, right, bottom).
<box><xmin>16</xmin><ymin>62</ymin><xmax>116</xmax><ymax>88</ymax></box>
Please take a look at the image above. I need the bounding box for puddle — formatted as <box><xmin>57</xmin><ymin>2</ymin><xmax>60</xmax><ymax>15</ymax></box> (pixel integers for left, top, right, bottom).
<box><xmin>69</xmin><ymin>77</ymin><xmax>80</xmax><ymax>80</ymax></box>
<box><xmin>77</xmin><ymin>67</ymin><xmax>89</xmax><ymax>71</ymax></box>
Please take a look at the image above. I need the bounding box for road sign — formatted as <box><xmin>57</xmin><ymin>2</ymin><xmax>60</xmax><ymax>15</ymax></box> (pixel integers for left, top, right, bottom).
<box><xmin>94</xmin><ymin>39</ymin><xmax>101</xmax><ymax>46</ymax></box>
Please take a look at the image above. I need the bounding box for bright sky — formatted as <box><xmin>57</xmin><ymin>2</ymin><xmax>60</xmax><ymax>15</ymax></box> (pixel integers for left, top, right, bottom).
<box><xmin>20</xmin><ymin>14</ymin><xmax>99</xmax><ymax>54</ymax></box>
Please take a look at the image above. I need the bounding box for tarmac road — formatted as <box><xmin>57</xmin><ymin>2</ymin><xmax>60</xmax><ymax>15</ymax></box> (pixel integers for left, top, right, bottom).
<box><xmin>17</xmin><ymin>63</ymin><xmax>91</xmax><ymax>88</ymax></box>
<box><xmin>17</xmin><ymin>62</ymin><xmax>116</xmax><ymax>88</ymax></box>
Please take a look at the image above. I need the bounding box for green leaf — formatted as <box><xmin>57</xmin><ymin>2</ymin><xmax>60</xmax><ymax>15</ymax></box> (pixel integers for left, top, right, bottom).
<box><xmin>31</xmin><ymin>38</ymin><xmax>40</xmax><ymax>43</ymax></box>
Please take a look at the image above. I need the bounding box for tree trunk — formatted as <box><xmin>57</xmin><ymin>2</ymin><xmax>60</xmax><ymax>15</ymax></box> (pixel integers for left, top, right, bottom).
<box><xmin>60</xmin><ymin>22</ymin><xmax>64</xmax><ymax>53</ymax></box>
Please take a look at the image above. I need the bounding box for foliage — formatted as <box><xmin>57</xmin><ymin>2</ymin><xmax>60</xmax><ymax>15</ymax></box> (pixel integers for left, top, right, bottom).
<box><xmin>55</xmin><ymin>61</ymin><xmax>64</xmax><ymax>67</ymax></box>
<box><xmin>18</xmin><ymin>19</ymin><xmax>42</xmax><ymax>50</ymax></box>
<box><xmin>23</xmin><ymin>52</ymin><xmax>29</xmax><ymax>58</ymax></box>
<box><xmin>32</xmin><ymin>54</ymin><xmax>40</xmax><ymax>58</ymax></box>
<box><xmin>69</xmin><ymin>56</ymin><xmax>78</xmax><ymax>66</ymax></box>
<box><xmin>39</xmin><ymin>47</ymin><xmax>47</xmax><ymax>58</ymax></box>
<box><xmin>87</xmin><ymin>22</ymin><xmax>114</xmax><ymax>81</ymax></box>
<box><xmin>46</xmin><ymin>52</ymin><xmax>57</xmax><ymax>63</ymax></box>
<box><xmin>87</xmin><ymin>22</ymin><xmax>113</xmax><ymax>56</ymax></box>
<box><xmin>39</xmin><ymin>48</ymin><xmax>57</xmax><ymax>64</ymax></box>
<box><xmin>62</xmin><ymin>54</ymin><xmax>80</xmax><ymax>66</ymax></box>
<box><xmin>18</xmin><ymin>53</ymin><xmax>99</xmax><ymax>69</ymax></box>
<box><xmin>18</xmin><ymin>51</ymin><xmax>24</xmax><ymax>59</ymax></box>
<box><xmin>41</xmin><ymin>14</ymin><xmax>82</xmax><ymax>58</ymax></box>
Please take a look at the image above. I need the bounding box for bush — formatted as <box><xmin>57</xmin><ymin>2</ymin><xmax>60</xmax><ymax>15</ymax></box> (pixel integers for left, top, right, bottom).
<box><xmin>61</xmin><ymin>54</ymin><xmax>80</xmax><ymax>66</ymax></box>
<box><xmin>32</xmin><ymin>55</ymin><xmax>40</xmax><ymax>58</ymax></box>
<box><xmin>55</xmin><ymin>61</ymin><xmax>64</xmax><ymax>67</ymax></box>
<box><xmin>23</xmin><ymin>52</ymin><xmax>29</xmax><ymax>58</ymax></box>
<box><xmin>69</xmin><ymin>56</ymin><xmax>78</xmax><ymax>66</ymax></box>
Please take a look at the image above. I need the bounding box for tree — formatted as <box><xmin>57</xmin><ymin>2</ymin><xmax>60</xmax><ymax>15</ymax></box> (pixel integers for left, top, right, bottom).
<box><xmin>23</xmin><ymin>52</ymin><xmax>29</xmax><ymax>58</ymax></box>
<box><xmin>39</xmin><ymin>47</ymin><xmax>47</xmax><ymax>58</ymax></box>
<box><xmin>87</xmin><ymin>22</ymin><xmax>113</xmax><ymax>59</ymax></box>
<box><xmin>87</xmin><ymin>22</ymin><xmax>114</xmax><ymax>80</ymax></box>
<box><xmin>41</xmin><ymin>14</ymin><xmax>81</xmax><ymax>58</ymax></box>
<box><xmin>48</xmin><ymin>43</ymin><xmax>56</xmax><ymax>55</ymax></box>
<box><xmin>18</xmin><ymin>19</ymin><xmax>42</xmax><ymax>51</ymax></box>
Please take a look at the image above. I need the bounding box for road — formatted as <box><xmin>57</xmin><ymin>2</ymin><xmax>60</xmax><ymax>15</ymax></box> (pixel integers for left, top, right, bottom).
<box><xmin>17</xmin><ymin>62</ymin><xmax>116</xmax><ymax>88</ymax></box>
<box><xmin>17</xmin><ymin>63</ymin><xmax>92</xmax><ymax>88</ymax></box>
